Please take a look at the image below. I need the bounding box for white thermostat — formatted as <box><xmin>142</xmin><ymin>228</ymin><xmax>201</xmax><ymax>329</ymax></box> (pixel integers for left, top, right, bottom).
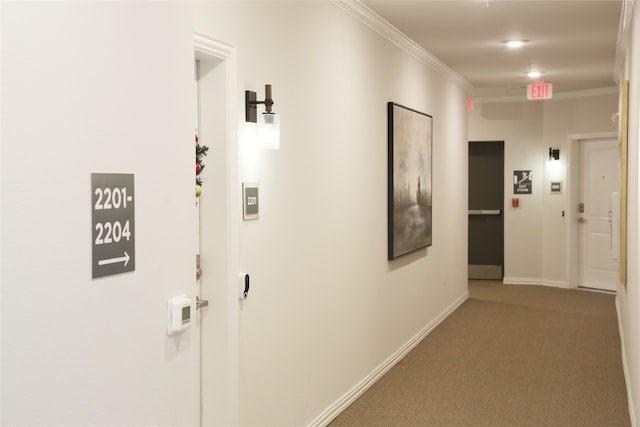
<box><xmin>167</xmin><ymin>295</ymin><xmax>192</xmax><ymax>336</ymax></box>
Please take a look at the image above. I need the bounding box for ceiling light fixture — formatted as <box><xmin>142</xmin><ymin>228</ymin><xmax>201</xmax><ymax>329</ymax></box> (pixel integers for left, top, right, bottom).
<box><xmin>504</xmin><ymin>40</ymin><xmax>527</xmax><ymax>49</ymax></box>
<box><xmin>528</xmin><ymin>70</ymin><xmax>542</xmax><ymax>78</ymax></box>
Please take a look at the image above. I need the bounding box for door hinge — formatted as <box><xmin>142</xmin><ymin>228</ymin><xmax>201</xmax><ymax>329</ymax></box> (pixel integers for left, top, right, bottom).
<box><xmin>196</xmin><ymin>296</ymin><xmax>209</xmax><ymax>310</ymax></box>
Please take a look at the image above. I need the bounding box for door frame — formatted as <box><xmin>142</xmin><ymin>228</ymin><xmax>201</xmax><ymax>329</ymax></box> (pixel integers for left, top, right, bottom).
<box><xmin>566</xmin><ymin>132</ymin><xmax>618</xmax><ymax>289</ymax></box>
<box><xmin>194</xmin><ymin>33</ymin><xmax>240</xmax><ymax>426</ymax></box>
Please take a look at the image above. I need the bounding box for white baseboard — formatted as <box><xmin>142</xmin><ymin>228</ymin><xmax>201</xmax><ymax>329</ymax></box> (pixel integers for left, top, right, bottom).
<box><xmin>616</xmin><ymin>296</ymin><xmax>636</xmax><ymax>427</ymax></box>
<box><xmin>308</xmin><ymin>291</ymin><xmax>469</xmax><ymax>427</ymax></box>
<box><xmin>503</xmin><ymin>276</ymin><xmax>570</xmax><ymax>289</ymax></box>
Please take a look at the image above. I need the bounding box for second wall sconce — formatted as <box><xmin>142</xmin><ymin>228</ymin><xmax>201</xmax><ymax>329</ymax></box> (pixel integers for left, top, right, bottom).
<box><xmin>246</xmin><ymin>84</ymin><xmax>280</xmax><ymax>149</ymax></box>
<box><xmin>549</xmin><ymin>147</ymin><xmax>560</xmax><ymax>160</ymax></box>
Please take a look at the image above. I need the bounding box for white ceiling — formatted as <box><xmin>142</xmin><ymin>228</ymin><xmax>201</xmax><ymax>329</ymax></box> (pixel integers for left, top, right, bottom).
<box><xmin>362</xmin><ymin>0</ymin><xmax>622</xmax><ymax>97</ymax></box>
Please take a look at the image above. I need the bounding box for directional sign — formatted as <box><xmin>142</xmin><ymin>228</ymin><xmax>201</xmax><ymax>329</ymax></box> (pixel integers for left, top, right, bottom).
<box><xmin>91</xmin><ymin>173</ymin><xmax>135</xmax><ymax>278</ymax></box>
<box><xmin>513</xmin><ymin>170</ymin><xmax>532</xmax><ymax>194</ymax></box>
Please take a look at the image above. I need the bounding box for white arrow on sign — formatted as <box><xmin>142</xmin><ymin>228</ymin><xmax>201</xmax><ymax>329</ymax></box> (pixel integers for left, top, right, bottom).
<box><xmin>98</xmin><ymin>251</ymin><xmax>130</xmax><ymax>267</ymax></box>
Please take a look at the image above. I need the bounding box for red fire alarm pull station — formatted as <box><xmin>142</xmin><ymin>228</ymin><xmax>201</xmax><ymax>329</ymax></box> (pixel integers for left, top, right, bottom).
<box><xmin>512</xmin><ymin>198</ymin><xmax>520</xmax><ymax>208</ymax></box>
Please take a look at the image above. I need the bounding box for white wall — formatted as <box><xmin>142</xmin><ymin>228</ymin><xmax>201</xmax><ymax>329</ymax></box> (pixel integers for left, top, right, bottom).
<box><xmin>194</xmin><ymin>2</ymin><xmax>469</xmax><ymax>425</ymax></box>
<box><xmin>469</xmin><ymin>102</ymin><xmax>544</xmax><ymax>282</ymax></box>
<box><xmin>1</xmin><ymin>2</ymin><xmax>199</xmax><ymax>425</ymax></box>
<box><xmin>2</xmin><ymin>1</ymin><xmax>469</xmax><ymax>426</ymax></box>
<box><xmin>468</xmin><ymin>94</ymin><xmax>617</xmax><ymax>287</ymax></box>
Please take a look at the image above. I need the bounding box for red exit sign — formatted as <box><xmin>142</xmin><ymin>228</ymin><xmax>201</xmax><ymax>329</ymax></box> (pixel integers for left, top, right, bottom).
<box><xmin>527</xmin><ymin>83</ymin><xmax>553</xmax><ymax>100</ymax></box>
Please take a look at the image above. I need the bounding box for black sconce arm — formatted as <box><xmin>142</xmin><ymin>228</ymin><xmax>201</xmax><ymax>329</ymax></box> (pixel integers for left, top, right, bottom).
<box><xmin>245</xmin><ymin>84</ymin><xmax>274</xmax><ymax>122</ymax></box>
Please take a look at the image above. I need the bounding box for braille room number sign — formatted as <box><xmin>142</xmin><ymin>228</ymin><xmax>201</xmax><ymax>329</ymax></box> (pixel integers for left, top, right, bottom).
<box><xmin>91</xmin><ymin>173</ymin><xmax>135</xmax><ymax>279</ymax></box>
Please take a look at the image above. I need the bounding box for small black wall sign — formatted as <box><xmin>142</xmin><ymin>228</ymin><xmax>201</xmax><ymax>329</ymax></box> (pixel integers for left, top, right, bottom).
<box><xmin>513</xmin><ymin>170</ymin><xmax>532</xmax><ymax>194</ymax></box>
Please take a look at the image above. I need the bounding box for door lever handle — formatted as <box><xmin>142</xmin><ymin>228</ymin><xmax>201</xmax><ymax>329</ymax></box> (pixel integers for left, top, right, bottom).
<box><xmin>242</xmin><ymin>274</ymin><xmax>250</xmax><ymax>300</ymax></box>
<box><xmin>578</xmin><ymin>217</ymin><xmax>588</xmax><ymax>224</ymax></box>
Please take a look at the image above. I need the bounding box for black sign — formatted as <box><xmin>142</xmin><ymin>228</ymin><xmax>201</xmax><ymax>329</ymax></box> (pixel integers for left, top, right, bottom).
<box><xmin>514</xmin><ymin>170</ymin><xmax>532</xmax><ymax>194</ymax></box>
<box><xmin>91</xmin><ymin>173</ymin><xmax>135</xmax><ymax>278</ymax></box>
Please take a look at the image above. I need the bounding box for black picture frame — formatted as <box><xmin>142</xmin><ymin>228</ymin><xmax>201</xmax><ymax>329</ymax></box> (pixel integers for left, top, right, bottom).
<box><xmin>388</xmin><ymin>102</ymin><xmax>433</xmax><ymax>260</ymax></box>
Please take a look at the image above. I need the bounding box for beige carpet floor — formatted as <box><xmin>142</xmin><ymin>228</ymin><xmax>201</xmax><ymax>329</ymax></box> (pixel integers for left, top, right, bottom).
<box><xmin>329</xmin><ymin>281</ymin><xmax>630</xmax><ymax>426</ymax></box>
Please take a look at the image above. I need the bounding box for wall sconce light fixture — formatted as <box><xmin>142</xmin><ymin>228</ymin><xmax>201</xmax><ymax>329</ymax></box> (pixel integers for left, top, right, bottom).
<box><xmin>245</xmin><ymin>84</ymin><xmax>280</xmax><ymax>149</ymax></box>
<box><xmin>549</xmin><ymin>147</ymin><xmax>560</xmax><ymax>160</ymax></box>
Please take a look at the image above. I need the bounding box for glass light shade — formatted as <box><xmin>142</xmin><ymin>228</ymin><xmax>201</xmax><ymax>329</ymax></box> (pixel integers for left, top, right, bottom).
<box><xmin>258</xmin><ymin>113</ymin><xmax>280</xmax><ymax>149</ymax></box>
<box><xmin>506</xmin><ymin>40</ymin><xmax>525</xmax><ymax>49</ymax></box>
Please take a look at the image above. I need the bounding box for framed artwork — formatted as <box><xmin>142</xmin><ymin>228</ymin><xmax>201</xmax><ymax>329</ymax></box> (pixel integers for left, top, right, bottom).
<box><xmin>387</xmin><ymin>102</ymin><xmax>433</xmax><ymax>260</ymax></box>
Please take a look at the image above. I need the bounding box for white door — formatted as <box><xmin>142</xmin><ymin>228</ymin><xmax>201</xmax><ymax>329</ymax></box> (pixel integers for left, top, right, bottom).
<box><xmin>579</xmin><ymin>138</ymin><xmax>619</xmax><ymax>291</ymax></box>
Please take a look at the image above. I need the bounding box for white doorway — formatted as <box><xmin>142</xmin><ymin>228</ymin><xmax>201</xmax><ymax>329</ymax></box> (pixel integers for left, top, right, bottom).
<box><xmin>194</xmin><ymin>34</ymin><xmax>239</xmax><ymax>426</ymax></box>
<box><xmin>572</xmin><ymin>136</ymin><xmax>619</xmax><ymax>292</ymax></box>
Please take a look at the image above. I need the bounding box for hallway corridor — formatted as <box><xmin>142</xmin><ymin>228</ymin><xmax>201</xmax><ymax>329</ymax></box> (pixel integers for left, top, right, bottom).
<box><xmin>330</xmin><ymin>281</ymin><xmax>630</xmax><ymax>426</ymax></box>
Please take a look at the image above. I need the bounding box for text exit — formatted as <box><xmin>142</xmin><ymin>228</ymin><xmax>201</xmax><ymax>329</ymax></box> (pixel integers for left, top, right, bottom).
<box><xmin>527</xmin><ymin>83</ymin><xmax>553</xmax><ymax>100</ymax></box>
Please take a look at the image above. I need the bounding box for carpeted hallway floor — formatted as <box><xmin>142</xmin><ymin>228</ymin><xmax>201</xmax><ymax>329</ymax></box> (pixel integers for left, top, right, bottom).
<box><xmin>329</xmin><ymin>281</ymin><xmax>630</xmax><ymax>426</ymax></box>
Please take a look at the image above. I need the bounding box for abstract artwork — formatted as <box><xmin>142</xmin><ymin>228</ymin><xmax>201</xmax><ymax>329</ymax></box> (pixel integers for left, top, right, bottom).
<box><xmin>387</xmin><ymin>102</ymin><xmax>433</xmax><ymax>260</ymax></box>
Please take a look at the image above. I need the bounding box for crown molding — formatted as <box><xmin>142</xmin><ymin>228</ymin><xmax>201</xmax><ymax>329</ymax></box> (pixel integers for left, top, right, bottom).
<box><xmin>474</xmin><ymin>86</ymin><xmax>617</xmax><ymax>104</ymax></box>
<box><xmin>332</xmin><ymin>0</ymin><xmax>473</xmax><ymax>92</ymax></box>
<box><xmin>551</xmin><ymin>86</ymin><xmax>618</xmax><ymax>100</ymax></box>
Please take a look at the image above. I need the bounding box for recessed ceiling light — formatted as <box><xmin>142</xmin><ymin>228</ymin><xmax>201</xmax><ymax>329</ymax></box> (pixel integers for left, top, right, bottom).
<box><xmin>528</xmin><ymin>70</ymin><xmax>542</xmax><ymax>78</ymax></box>
<box><xmin>504</xmin><ymin>40</ymin><xmax>527</xmax><ymax>49</ymax></box>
